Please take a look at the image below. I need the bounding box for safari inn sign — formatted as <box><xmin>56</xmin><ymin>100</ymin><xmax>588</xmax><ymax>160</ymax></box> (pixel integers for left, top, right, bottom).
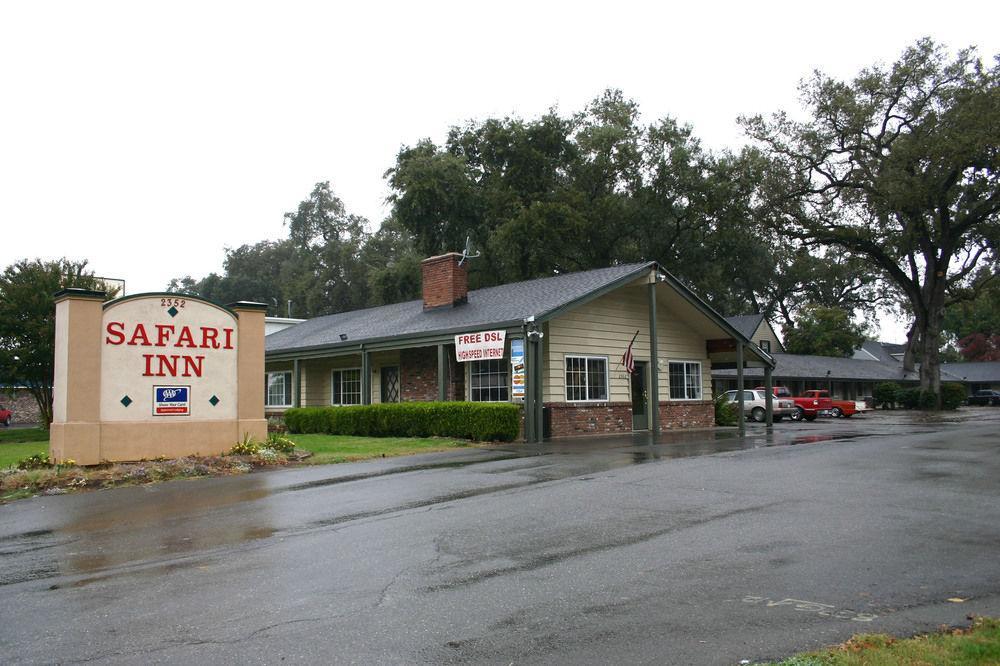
<box><xmin>50</xmin><ymin>290</ymin><xmax>268</xmax><ymax>465</ymax></box>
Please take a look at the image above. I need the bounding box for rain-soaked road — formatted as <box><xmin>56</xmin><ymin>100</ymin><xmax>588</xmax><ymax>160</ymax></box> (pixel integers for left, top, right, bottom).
<box><xmin>2</xmin><ymin>409</ymin><xmax>1000</xmax><ymax>664</ymax></box>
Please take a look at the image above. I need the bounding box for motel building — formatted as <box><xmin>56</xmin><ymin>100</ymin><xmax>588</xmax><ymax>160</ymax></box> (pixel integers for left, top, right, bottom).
<box><xmin>263</xmin><ymin>253</ymin><xmax>776</xmax><ymax>442</ymax></box>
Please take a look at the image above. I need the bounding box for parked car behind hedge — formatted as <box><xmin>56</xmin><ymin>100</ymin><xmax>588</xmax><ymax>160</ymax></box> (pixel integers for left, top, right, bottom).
<box><xmin>968</xmin><ymin>389</ymin><xmax>1000</xmax><ymax>406</ymax></box>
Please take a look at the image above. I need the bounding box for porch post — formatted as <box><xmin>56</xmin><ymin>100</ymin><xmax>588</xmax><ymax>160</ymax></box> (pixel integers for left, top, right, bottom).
<box><xmin>648</xmin><ymin>282</ymin><xmax>660</xmax><ymax>434</ymax></box>
<box><xmin>361</xmin><ymin>349</ymin><xmax>372</xmax><ymax>405</ymax></box>
<box><xmin>293</xmin><ymin>358</ymin><xmax>301</xmax><ymax>408</ymax></box>
<box><xmin>437</xmin><ymin>344</ymin><xmax>447</xmax><ymax>401</ymax></box>
<box><xmin>524</xmin><ymin>330</ymin><xmax>535</xmax><ymax>443</ymax></box>
<box><xmin>764</xmin><ymin>365</ymin><xmax>774</xmax><ymax>428</ymax></box>
<box><xmin>533</xmin><ymin>335</ymin><xmax>544</xmax><ymax>440</ymax></box>
<box><xmin>736</xmin><ymin>341</ymin><xmax>745</xmax><ymax>436</ymax></box>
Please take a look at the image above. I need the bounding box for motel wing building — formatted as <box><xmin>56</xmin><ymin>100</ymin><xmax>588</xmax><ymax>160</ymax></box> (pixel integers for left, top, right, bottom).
<box><xmin>264</xmin><ymin>254</ymin><xmax>773</xmax><ymax>442</ymax></box>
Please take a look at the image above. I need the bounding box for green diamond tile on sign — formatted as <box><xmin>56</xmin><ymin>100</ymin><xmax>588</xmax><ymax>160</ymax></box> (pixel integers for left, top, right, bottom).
<box><xmin>167</xmin><ymin>306</ymin><xmax>179</xmax><ymax>317</ymax></box>
<box><xmin>209</xmin><ymin>395</ymin><xmax>220</xmax><ymax>406</ymax></box>
<box><xmin>120</xmin><ymin>395</ymin><xmax>132</xmax><ymax>407</ymax></box>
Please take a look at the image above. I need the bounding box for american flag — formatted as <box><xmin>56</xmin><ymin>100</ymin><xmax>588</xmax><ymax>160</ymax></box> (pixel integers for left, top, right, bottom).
<box><xmin>622</xmin><ymin>330</ymin><xmax>638</xmax><ymax>374</ymax></box>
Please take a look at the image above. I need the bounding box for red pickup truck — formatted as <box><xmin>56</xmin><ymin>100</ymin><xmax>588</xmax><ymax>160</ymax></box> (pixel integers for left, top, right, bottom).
<box><xmin>800</xmin><ymin>390</ymin><xmax>869</xmax><ymax>418</ymax></box>
<box><xmin>756</xmin><ymin>386</ymin><xmax>833</xmax><ymax>422</ymax></box>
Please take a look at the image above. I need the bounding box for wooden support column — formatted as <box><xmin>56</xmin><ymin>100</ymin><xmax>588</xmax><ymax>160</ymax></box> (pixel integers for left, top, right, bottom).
<box><xmin>437</xmin><ymin>344</ymin><xmax>447</xmax><ymax>402</ymax></box>
<box><xmin>648</xmin><ymin>282</ymin><xmax>660</xmax><ymax>434</ymax></box>
<box><xmin>361</xmin><ymin>349</ymin><xmax>372</xmax><ymax>405</ymax></box>
<box><xmin>736</xmin><ymin>341</ymin><xmax>745</xmax><ymax>436</ymax></box>
<box><xmin>765</xmin><ymin>365</ymin><xmax>774</xmax><ymax>428</ymax></box>
<box><xmin>531</xmin><ymin>334</ymin><xmax>544</xmax><ymax>440</ymax></box>
<box><xmin>293</xmin><ymin>359</ymin><xmax>301</xmax><ymax>408</ymax></box>
<box><xmin>524</xmin><ymin>330</ymin><xmax>535</xmax><ymax>443</ymax></box>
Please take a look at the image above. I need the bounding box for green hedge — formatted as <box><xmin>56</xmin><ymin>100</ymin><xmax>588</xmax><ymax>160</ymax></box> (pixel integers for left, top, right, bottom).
<box><xmin>897</xmin><ymin>387</ymin><xmax>937</xmax><ymax>410</ymax></box>
<box><xmin>713</xmin><ymin>394</ymin><xmax>739</xmax><ymax>426</ymax></box>
<box><xmin>283</xmin><ymin>402</ymin><xmax>521</xmax><ymax>442</ymax></box>
<box><xmin>941</xmin><ymin>382</ymin><xmax>966</xmax><ymax>410</ymax></box>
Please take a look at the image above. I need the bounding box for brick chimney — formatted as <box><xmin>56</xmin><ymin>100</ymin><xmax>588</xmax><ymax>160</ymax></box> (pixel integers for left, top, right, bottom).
<box><xmin>421</xmin><ymin>252</ymin><xmax>468</xmax><ymax>309</ymax></box>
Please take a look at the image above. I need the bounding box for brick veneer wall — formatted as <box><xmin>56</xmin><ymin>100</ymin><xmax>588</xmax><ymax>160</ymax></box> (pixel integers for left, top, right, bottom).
<box><xmin>546</xmin><ymin>402</ymin><xmax>632</xmax><ymax>436</ymax></box>
<box><xmin>544</xmin><ymin>400</ymin><xmax>714</xmax><ymax>437</ymax></box>
<box><xmin>657</xmin><ymin>401</ymin><xmax>714</xmax><ymax>430</ymax></box>
<box><xmin>401</xmin><ymin>347</ymin><xmax>438</xmax><ymax>401</ymax></box>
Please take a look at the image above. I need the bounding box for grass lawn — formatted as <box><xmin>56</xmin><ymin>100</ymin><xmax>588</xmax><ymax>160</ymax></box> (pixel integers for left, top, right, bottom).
<box><xmin>0</xmin><ymin>428</ymin><xmax>49</xmax><ymax>469</ymax></box>
<box><xmin>765</xmin><ymin>616</ymin><xmax>1000</xmax><ymax>665</ymax></box>
<box><xmin>287</xmin><ymin>433</ymin><xmax>471</xmax><ymax>464</ymax></box>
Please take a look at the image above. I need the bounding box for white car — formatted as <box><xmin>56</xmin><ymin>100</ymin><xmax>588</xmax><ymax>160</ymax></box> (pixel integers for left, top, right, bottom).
<box><xmin>721</xmin><ymin>389</ymin><xmax>797</xmax><ymax>422</ymax></box>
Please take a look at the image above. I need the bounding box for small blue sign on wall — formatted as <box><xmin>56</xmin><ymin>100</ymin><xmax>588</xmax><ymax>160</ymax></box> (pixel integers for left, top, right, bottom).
<box><xmin>154</xmin><ymin>386</ymin><xmax>190</xmax><ymax>416</ymax></box>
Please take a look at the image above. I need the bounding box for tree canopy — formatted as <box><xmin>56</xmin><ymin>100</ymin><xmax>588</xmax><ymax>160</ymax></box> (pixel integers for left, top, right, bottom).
<box><xmin>783</xmin><ymin>305</ymin><xmax>868</xmax><ymax>358</ymax></box>
<box><xmin>170</xmin><ymin>40</ymin><xmax>1000</xmax><ymax>400</ymax></box>
<box><xmin>169</xmin><ymin>183</ymin><xmax>420</xmax><ymax>317</ymax></box>
<box><xmin>943</xmin><ymin>271</ymin><xmax>1000</xmax><ymax>360</ymax></box>
<box><xmin>0</xmin><ymin>259</ymin><xmax>113</xmax><ymax>425</ymax></box>
<box><xmin>742</xmin><ymin>38</ymin><xmax>1000</xmax><ymax>396</ymax></box>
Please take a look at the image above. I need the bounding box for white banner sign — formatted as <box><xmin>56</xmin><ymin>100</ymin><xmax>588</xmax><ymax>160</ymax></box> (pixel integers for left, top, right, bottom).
<box><xmin>455</xmin><ymin>330</ymin><xmax>506</xmax><ymax>362</ymax></box>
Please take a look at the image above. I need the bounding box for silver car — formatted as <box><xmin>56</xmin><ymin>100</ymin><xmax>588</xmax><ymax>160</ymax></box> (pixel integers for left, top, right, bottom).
<box><xmin>721</xmin><ymin>389</ymin><xmax>797</xmax><ymax>422</ymax></box>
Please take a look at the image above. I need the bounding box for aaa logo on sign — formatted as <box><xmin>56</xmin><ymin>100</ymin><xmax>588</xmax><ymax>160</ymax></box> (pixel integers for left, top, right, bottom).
<box><xmin>154</xmin><ymin>386</ymin><xmax>190</xmax><ymax>416</ymax></box>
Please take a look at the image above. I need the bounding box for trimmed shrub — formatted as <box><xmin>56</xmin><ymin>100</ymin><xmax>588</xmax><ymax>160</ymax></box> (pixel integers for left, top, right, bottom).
<box><xmin>898</xmin><ymin>387</ymin><xmax>939</xmax><ymax>410</ymax></box>
<box><xmin>918</xmin><ymin>390</ymin><xmax>938</xmax><ymax>410</ymax></box>
<box><xmin>940</xmin><ymin>383</ymin><xmax>966</xmax><ymax>410</ymax></box>
<box><xmin>283</xmin><ymin>402</ymin><xmax>521</xmax><ymax>442</ymax></box>
<box><xmin>873</xmin><ymin>382</ymin><xmax>900</xmax><ymax>409</ymax></box>
<box><xmin>897</xmin><ymin>387</ymin><xmax>920</xmax><ymax>409</ymax></box>
<box><xmin>713</xmin><ymin>395</ymin><xmax>739</xmax><ymax>426</ymax></box>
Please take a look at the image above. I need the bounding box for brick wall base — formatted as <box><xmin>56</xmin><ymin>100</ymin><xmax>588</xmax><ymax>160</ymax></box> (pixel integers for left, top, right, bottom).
<box><xmin>546</xmin><ymin>402</ymin><xmax>632</xmax><ymax>436</ymax></box>
<box><xmin>543</xmin><ymin>400</ymin><xmax>714</xmax><ymax>438</ymax></box>
<box><xmin>657</xmin><ymin>401</ymin><xmax>714</xmax><ymax>430</ymax></box>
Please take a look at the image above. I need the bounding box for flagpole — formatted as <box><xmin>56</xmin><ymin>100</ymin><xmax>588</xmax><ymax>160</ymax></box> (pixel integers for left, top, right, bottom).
<box><xmin>618</xmin><ymin>330</ymin><xmax>640</xmax><ymax>369</ymax></box>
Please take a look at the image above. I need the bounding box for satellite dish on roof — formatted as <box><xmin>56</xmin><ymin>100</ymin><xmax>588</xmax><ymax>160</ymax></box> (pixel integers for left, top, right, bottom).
<box><xmin>458</xmin><ymin>236</ymin><xmax>481</xmax><ymax>267</ymax></box>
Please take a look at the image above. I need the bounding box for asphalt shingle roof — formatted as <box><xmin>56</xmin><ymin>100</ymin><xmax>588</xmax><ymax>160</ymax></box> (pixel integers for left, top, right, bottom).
<box><xmin>713</xmin><ymin>352</ymin><xmax>919</xmax><ymax>382</ymax></box>
<box><xmin>266</xmin><ymin>262</ymin><xmax>653</xmax><ymax>355</ymax></box>
<box><xmin>941</xmin><ymin>361</ymin><xmax>1000</xmax><ymax>383</ymax></box>
<box><xmin>724</xmin><ymin>314</ymin><xmax>767</xmax><ymax>340</ymax></box>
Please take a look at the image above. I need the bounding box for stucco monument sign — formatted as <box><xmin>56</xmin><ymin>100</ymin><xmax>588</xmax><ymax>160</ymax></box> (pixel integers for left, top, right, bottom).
<box><xmin>50</xmin><ymin>290</ymin><xmax>267</xmax><ymax>465</ymax></box>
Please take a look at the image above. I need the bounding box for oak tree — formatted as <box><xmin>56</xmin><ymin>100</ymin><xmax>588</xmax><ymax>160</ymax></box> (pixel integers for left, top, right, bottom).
<box><xmin>743</xmin><ymin>39</ymin><xmax>1000</xmax><ymax>400</ymax></box>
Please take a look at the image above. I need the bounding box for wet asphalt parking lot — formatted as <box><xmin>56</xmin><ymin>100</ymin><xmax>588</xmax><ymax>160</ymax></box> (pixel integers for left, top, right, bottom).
<box><xmin>1</xmin><ymin>408</ymin><xmax>999</xmax><ymax>664</ymax></box>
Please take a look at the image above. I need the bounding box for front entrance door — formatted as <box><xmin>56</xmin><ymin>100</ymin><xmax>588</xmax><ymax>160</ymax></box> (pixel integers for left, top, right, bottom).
<box><xmin>631</xmin><ymin>361</ymin><xmax>648</xmax><ymax>431</ymax></box>
<box><xmin>381</xmin><ymin>366</ymin><xmax>400</xmax><ymax>403</ymax></box>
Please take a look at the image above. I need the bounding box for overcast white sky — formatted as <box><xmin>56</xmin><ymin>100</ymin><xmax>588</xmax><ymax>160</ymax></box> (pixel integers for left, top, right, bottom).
<box><xmin>2</xmin><ymin>1</ymin><xmax>997</xmax><ymax>341</ymax></box>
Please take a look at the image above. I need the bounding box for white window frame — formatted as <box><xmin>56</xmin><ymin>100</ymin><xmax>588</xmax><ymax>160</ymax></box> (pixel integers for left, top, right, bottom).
<box><xmin>759</xmin><ymin>340</ymin><xmax>771</xmax><ymax>353</ymax></box>
<box><xmin>265</xmin><ymin>371</ymin><xmax>293</xmax><ymax>408</ymax></box>
<box><xmin>330</xmin><ymin>367</ymin><xmax>362</xmax><ymax>406</ymax></box>
<box><xmin>467</xmin><ymin>359</ymin><xmax>510</xmax><ymax>402</ymax></box>
<box><xmin>564</xmin><ymin>355</ymin><xmax>609</xmax><ymax>402</ymax></box>
<box><xmin>668</xmin><ymin>360</ymin><xmax>703</xmax><ymax>401</ymax></box>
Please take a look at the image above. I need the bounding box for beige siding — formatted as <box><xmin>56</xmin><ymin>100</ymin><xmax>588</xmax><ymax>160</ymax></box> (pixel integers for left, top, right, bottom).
<box><xmin>300</xmin><ymin>355</ymin><xmax>362</xmax><ymax>406</ymax></box>
<box><xmin>752</xmin><ymin>320</ymin><xmax>783</xmax><ymax>354</ymax></box>
<box><xmin>544</xmin><ymin>283</ymin><xmax>711</xmax><ymax>403</ymax></box>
